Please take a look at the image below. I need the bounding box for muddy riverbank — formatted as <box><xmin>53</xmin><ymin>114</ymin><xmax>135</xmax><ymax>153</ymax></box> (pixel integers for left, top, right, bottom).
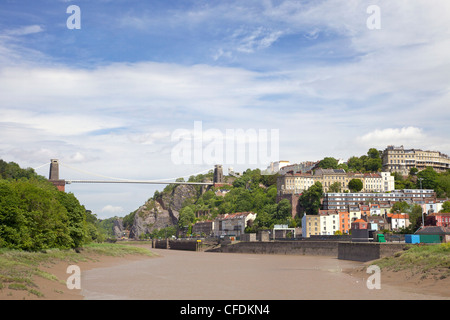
<box><xmin>81</xmin><ymin>247</ymin><xmax>448</xmax><ymax>300</ymax></box>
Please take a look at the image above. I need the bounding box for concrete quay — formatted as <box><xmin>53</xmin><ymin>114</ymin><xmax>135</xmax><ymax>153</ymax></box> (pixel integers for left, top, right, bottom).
<box><xmin>152</xmin><ymin>238</ymin><xmax>408</xmax><ymax>262</ymax></box>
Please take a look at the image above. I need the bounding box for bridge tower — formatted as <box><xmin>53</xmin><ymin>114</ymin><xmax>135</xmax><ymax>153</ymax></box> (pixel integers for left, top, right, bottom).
<box><xmin>49</xmin><ymin>159</ymin><xmax>65</xmax><ymax>192</ymax></box>
<box><xmin>213</xmin><ymin>164</ymin><xmax>224</xmax><ymax>185</ymax></box>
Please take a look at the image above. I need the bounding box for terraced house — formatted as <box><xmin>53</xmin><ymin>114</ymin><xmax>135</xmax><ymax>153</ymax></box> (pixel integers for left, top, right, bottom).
<box><xmin>323</xmin><ymin>189</ymin><xmax>436</xmax><ymax>210</ymax></box>
<box><xmin>317</xmin><ymin>210</ymin><xmax>355</xmax><ymax>236</ymax></box>
<box><xmin>382</xmin><ymin>145</ymin><xmax>450</xmax><ymax>174</ymax></box>
<box><xmin>277</xmin><ymin>168</ymin><xmax>395</xmax><ymax>195</ymax></box>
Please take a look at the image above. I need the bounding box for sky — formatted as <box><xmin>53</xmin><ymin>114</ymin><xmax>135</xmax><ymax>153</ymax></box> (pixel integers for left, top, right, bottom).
<box><xmin>0</xmin><ymin>0</ymin><xmax>449</xmax><ymax>219</ymax></box>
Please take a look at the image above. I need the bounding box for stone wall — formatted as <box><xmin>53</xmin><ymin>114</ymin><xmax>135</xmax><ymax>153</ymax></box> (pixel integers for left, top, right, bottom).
<box><xmin>337</xmin><ymin>242</ymin><xmax>407</xmax><ymax>262</ymax></box>
<box><xmin>216</xmin><ymin>241</ymin><xmax>407</xmax><ymax>262</ymax></box>
<box><xmin>152</xmin><ymin>239</ymin><xmax>204</xmax><ymax>251</ymax></box>
<box><xmin>169</xmin><ymin>240</ymin><xmax>199</xmax><ymax>251</ymax></box>
<box><xmin>152</xmin><ymin>238</ymin><xmax>408</xmax><ymax>262</ymax></box>
<box><xmin>218</xmin><ymin>241</ymin><xmax>339</xmax><ymax>257</ymax></box>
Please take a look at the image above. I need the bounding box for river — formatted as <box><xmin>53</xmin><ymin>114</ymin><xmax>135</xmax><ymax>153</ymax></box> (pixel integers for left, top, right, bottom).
<box><xmin>81</xmin><ymin>247</ymin><xmax>444</xmax><ymax>300</ymax></box>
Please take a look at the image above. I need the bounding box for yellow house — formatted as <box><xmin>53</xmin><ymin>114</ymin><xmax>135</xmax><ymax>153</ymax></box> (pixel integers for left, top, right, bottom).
<box><xmin>301</xmin><ymin>214</ymin><xmax>320</xmax><ymax>238</ymax></box>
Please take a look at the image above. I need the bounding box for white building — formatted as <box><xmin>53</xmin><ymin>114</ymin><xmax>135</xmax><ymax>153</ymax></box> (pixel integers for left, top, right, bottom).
<box><xmin>323</xmin><ymin>189</ymin><xmax>436</xmax><ymax>210</ymax></box>
<box><xmin>278</xmin><ymin>170</ymin><xmax>396</xmax><ymax>196</ymax></box>
<box><xmin>363</xmin><ymin>172</ymin><xmax>395</xmax><ymax>192</ymax></box>
<box><xmin>318</xmin><ymin>211</ymin><xmax>340</xmax><ymax>235</ymax></box>
<box><xmin>369</xmin><ymin>204</ymin><xmax>381</xmax><ymax>216</ymax></box>
<box><xmin>390</xmin><ymin>214</ymin><xmax>410</xmax><ymax>230</ymax></box>
<box><xmin>215</xmin><ymin>212</ymin><xmax>257</xmax><ymax>237</ymax></box>
<box><xmin>382</xmin><ymin>145</ymin><xmax>450</xmax><ymax>174</ymax></box>
<box><xmin>349</xmin><ymin>209</ymin><xmax>362</xmax><ymax>222</ymax></box>
<box><xmin>265</xmin><ymin>160</ymin><xmax>290</xmax><ymax>174</ymax></box>
<box><xmin>281</xmin><ymin>173</ymin><xmax>318</xmax><ymax>194</ymax></box>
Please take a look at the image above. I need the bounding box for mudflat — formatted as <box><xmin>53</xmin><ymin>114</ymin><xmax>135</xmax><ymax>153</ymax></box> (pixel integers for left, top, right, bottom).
<box><xmin>81</xmin><ymin>247</ymin><xmax>449</xmax><ymax>300</ymax></box>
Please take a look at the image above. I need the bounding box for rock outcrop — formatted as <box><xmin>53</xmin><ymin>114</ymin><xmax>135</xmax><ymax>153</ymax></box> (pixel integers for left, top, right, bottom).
<box><xmin>112</xmin><ymin>218</ymin><xmax>124</xmax><ymax>238</ymax></box>
<box><xmin>128</xmin><ymin>184</ymin><xmax>198</xmax><ymax>239</ymax></box>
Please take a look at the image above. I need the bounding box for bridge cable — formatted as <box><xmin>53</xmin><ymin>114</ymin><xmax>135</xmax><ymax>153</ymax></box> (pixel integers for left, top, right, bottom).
<box><xmin>60</xmin><ymin>162</ymin><xmax>137</xmax><ymax>182</ymax></box>
<box><xmin>32</xmin><ymin>162</ymin><xmax>51</xmax><ymax>170</ymax></box>
<box><xmin>60</xmin><ymin>162</ymin><xmax>214</xmax><ymax>182</ymax></box>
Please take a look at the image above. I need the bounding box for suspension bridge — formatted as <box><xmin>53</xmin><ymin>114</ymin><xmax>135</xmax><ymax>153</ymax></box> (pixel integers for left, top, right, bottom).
<box><xmin>37</xmin><ymin>159</ymin><xmax>225</xmax><ymax>192</ymax></box>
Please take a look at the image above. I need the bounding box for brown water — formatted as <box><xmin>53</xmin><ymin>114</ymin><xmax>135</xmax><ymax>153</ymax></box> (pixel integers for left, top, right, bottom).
<box><xmin>81</xmin><ymin>248</ymin><xmax>444</xmax><ymax>300</ymax></box>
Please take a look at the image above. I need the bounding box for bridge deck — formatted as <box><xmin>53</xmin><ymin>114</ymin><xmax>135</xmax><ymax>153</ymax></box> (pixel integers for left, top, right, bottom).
<box><xmin>65</xmin><ymin>180</ymin><xmax>214</xmax><ymax>185</ymax></box>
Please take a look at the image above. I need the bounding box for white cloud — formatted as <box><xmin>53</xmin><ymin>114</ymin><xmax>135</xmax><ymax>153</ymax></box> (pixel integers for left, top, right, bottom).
<box><xmin>4</xmin><ymin>25</ymin><xmax>44</xmax><ymax>36</ymax></box>
<box><xmin>2</xmin><ymin>0</ymin><xmax>450</xmax><ymax>218</ymax></box>
<box><xmin>101</xmin><ymin>205</ymin><xmax>125</xmax><ymax>215</ymax></box>
<box><xmin>356</xmin><ymin>127</ymin><xmax>426</xmax><ymax>149</ymax></box>
<box><xmin>232</xmin><ymin>27</ymin><xmax>284</xmax><ymax>53</ymax></box>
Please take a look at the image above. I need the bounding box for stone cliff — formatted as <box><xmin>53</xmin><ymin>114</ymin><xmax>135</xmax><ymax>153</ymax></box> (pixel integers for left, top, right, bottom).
<box><xmin>112</xmin><ymin>218</ymin><xmax>124</xmax><ymax>238</ymax></box>
<box><xmin>128</xmin><ymin>184</ymin><xmax>199</xmax><ymax>239</ymax></box>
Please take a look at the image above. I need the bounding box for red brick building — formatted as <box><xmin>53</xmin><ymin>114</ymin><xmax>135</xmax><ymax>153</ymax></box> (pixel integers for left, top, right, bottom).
<box><xmin>351</xmin><ymin>219</ymin><xmax>368</xmax><ymax>230</ymax></box>
<box><xmin>427</xmin><ymin>212</ymin><xmax>450</xmax><ymax>227</ymax></box>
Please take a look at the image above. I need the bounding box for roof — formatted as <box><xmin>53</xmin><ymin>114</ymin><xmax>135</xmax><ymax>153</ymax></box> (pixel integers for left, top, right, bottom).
<box><xmin>221</xmin><ymin>212</ymin><xmax>256</xmax><ymax>220</ymax></box>
<box><xmin>389</xmin><ymin>214</ymin><xmax>409</xmax><ymax>219</ymax></box>
<box><xmin>352</xmin><ymin>219</ymin><xmax>366</xmax><ymax>224</ymax></box>
<box><xmin>428</xmin><ymin>212</ymin><xmax>450</xmax><ymax>217</ymax></box>
<box><xmin>415</xmin><ymin>226</ymin><xmax>450</xmax><ymax>235</ymax></box>
<box><xmin>364</xmin><ymin>173</ymin><xmax>382</xmax><ymax>178</ymax></box>
<box><xmin>313</xmin><ymin>168</ymin><xmax>346</xmax><ymax>175</ymax></box>
<box><xmin>319</xmin><ymin>209</ymin><xmax>338</xmax><ymax>216</ymax></box>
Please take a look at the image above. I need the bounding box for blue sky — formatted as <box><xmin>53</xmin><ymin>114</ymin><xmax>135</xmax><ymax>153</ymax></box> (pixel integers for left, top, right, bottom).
<box><xmin>1</xmin><ymin>0</ymin><xmax>449</xmax><ymax>218</ymax></box>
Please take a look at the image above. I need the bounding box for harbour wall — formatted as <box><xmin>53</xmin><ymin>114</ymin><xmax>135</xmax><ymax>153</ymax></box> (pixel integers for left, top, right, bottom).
<box><xmin>152</xmin><ymin>239</ymin><xmax>408</xmax><ymax>262</ymax></box>
<box><xmin>218</xmin><ymin>240</ymin><xmax>339</xmax><ymax>257</ymax></box>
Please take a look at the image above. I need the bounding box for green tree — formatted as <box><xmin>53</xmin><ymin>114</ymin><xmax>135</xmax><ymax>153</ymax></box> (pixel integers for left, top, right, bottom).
<box><xmin>364</xmin><ymin>158</ymin><xmax>382</xmax><ymax>172</ymax></box>
<box><xmin>299</xmin><ymin>182</ymin><xmax>323</xmax><ymax>215</ymax></box>
<box><xmin>0</xmin><ymin>159</ymin><xmax>104</xmax><ymax>250</ymax></box>
<box><xmin>347</xmin><ymin>156</ymin><xmax>364</xmax><ymax>172</ymax></box>
<box><xmin>436</xmin><ymin>172</ymin><xmax>450</xmax><ymax>198</ymax></box>
<box><xmin>251</xmin><ymin>208</ymin><xmax>273</xmax><ymax>230</ymax></box>
<box><xmin>328</xmin><ymin>181</ymin><xmax>342</xmax><ymax>193</ymax></box>
<box><xmin>318</xmin><ymin>157</ymin><xmax>338</xmax><ymax>169</ymax></box>
<box><xmin>392</xmin><ymin>172</ymin><xmax>416</xmax><ymax>189</ymax></box>
<box><xmin>367</xmin><ymin>148</ymin><xmax>381</xmax><ymax>159</ymax></box>
<box><xmin>0</xmin><ymin>180</ymin><xmax>31</xmax><ymax>249</ymax></box>
<box><xmin>57</xmin><ymin>191</ymin><xmax>88</xmax><ymax>247</ymax></box>
<box><xmin>441</xmin><ymin>201</ymin><xmax>450</xmax><ymax>213</ymax></box>
<box><xmin>390</xmin><ymin>201</ymin><xmax>410</xmax><ymax>213</ymax></box>
<box><xmin>2</xmin><ymin>179</ymin><xmax>74</xmax><ymax>250</ymax></box>
<box><xmin>348</xmin><ymin>179</ymin><xmax>363</xmax><ymax>192</ymax></box>
<box><xmin>273</xmin><ymin>199</ymin><xmax>292</xmax><ymax>223</ymax></box>
<box><xmin>0</xmin><ymin>160</ymin><xmax>38</xmax><ymax>180</ymax></box>
<box><xmin>417</xmin><ymin>167</ymin><xmax>439</xmax><ymax>190</ymax></box>
<box><xmin>347</xmin><ymin>148</ymin><xmax>382</xmax><ymax>172</ymax></box>
<box><xmin>178</xmin><ymin>206</ymin><xmax>196</xmax><ymax>230</ymax></box>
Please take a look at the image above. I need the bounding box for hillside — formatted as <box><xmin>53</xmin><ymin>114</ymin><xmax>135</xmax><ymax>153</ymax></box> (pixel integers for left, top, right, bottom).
<box><xmin>119</xmin><ymin>169</ymin><xmax>290</xmax><ymax>239</ymax></box>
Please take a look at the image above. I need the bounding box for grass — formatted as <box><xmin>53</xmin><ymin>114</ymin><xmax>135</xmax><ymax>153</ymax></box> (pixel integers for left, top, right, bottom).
<box><xmin>370</xmin><ymin>243</ymin><xmax>450</xmax><ymax>280</ymax></box>
<box><xmin>0</xmin><ymin>243</ymin><xmax>155</xmax><ymax>298</ymax></box>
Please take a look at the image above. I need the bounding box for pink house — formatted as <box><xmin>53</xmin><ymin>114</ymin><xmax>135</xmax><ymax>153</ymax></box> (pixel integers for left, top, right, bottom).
<box><xmin>427</xmin><ymin>212</ymin><xmax>450</xmax><ymax>227</ymax></box>
<box><xmin>351</xmin><ymin>219</ymin><xmax>368</xmax><ymax>230</ymax></box>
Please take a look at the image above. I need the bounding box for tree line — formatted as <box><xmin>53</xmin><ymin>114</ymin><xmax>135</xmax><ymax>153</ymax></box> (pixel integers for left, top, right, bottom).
<box><xmin>0</xmin><ymin>160</ymin><xmax>106</xmax><ymax>251</ymax></box>
<box><xmin>317</xmin><ymin>148</ymin><xmax>382</xmax><ymax>172</ymax></box>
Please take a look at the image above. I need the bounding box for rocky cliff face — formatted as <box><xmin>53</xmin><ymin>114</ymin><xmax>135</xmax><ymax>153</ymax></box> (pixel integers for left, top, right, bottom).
<box><xmin>128</xmin><ymin>184</ymin><xmax>198</xmax><ymax>239</ymax></box>
<box><xmin>112</xmin><ymin>218</ymin><xmax>124</xmax><ymax>238</ymax></box>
